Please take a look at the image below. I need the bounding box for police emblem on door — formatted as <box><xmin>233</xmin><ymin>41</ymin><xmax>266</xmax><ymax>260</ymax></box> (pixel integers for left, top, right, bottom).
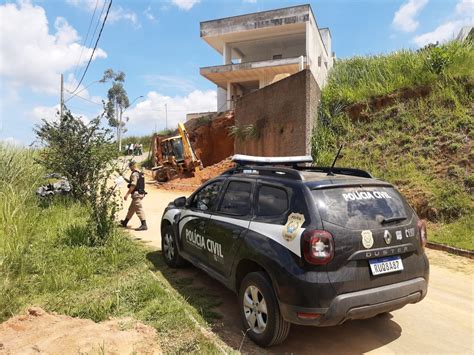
<box><xmin>361</xmin><ymin>230</ymin><xmax>374</xmax><ymax>249</ymax></box>
<box><xmin>283</xmin><ymin>213</ymin><xmax>305</xmax><ymax>241</ymax></box>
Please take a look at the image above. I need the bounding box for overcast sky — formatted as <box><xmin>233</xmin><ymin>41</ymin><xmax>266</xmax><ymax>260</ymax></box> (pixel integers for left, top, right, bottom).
<box><xmin>1</xmin><ymin>0</ymin><xmax>472</xmax><ymax>145</ymax></box>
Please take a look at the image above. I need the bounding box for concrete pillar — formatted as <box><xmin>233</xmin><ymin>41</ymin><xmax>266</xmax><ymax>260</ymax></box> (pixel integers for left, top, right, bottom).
<box><xmin>223</xmin><ymin>43</ymin><xmax>231</xmax><ymax>65</ymax></box>
<box><xmin>217</xmin><ymin>86</ymin><xmax>227</xmax><ymax>112</ymax></box>
<box><xmin>227</xmin><ymin>82</ymin><xmax>232</xmax><ymax>110</ymax></box>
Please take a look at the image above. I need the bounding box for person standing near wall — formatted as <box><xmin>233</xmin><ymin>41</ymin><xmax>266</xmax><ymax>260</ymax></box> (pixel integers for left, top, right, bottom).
<box><xmin>120</xmin><ymin>161</ymin><xmax>147</xmax><ymax>231</ymax></box>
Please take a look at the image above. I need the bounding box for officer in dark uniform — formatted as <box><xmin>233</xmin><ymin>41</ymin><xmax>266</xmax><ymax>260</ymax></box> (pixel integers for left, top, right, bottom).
<box><xmin>120</xmin><ymin>161</ymin><xmax>147</xmax><ymax>231</ymax></box>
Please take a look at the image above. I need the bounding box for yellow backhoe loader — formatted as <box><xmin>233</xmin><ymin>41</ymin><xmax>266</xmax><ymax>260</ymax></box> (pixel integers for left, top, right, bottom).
<box><xmin>151</xmin><ymin>123</ymin><xmax>203</xmax><ymax>182</ymax></box>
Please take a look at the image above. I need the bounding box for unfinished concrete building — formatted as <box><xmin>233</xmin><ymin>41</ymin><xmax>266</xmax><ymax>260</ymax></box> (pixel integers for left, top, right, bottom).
<box><xmin>200</xmin><ymin>4</ymin><xmax>334</xmax><ymax>112</ymax></box>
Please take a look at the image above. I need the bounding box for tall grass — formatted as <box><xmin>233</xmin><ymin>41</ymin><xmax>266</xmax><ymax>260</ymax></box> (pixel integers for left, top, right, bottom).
<box><xmin>0</xmin><ymin>144</ymin><xmax>228</xmax><ymax>352</ymax></box>
<box><xmin>323</xmin><ymin>41</ymin><xmax>474</xmax><ymax>105</ymax></box>
<box><xmin>0</xmin><ymin>145</ymin><xmax>43</xmax><ymax>275</ymax></box>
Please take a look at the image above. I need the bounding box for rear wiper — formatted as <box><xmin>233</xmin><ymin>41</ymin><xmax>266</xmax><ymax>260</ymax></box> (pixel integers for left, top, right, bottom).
<box><xmin>381</xmin><ymin>216</ymin><xmax>407</xmax><ymax>225</ymax></box>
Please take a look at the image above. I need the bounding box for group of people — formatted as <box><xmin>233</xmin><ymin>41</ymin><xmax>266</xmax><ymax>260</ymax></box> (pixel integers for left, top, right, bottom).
<box><xmin>125</xmin><ymin>143</ymin><xmax>144</xmax><ymax>156</ymax></box>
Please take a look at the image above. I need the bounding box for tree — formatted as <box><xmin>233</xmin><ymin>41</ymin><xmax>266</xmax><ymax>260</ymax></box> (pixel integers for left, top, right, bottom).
<box><xmin>34</xmin><ymin>110</ymin><xmax>120</xmax><ymax>244</ymax></box>
<box><xmin>100</xmin><ymin>69</ymin><xmax>130</xmax><ymax>152</ymax></box>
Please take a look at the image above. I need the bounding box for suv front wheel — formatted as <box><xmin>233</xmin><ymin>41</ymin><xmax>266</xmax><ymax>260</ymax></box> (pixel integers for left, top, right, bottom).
<box><xmin>238</xmin><ymin>272</ymin><xmax>291</xmax><ymax>347</ymax></box>
<box><xmin>161</xmin><ymin>225</ymin><xmax>185</xmax><ymax>267</ymax></box>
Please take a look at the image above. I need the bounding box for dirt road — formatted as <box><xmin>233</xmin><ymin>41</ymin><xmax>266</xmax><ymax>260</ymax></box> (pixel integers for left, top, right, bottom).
<box><xmin>120</xmin><ymin>183</ymin><xmax>474</xmax><ymax>354</ymax></box>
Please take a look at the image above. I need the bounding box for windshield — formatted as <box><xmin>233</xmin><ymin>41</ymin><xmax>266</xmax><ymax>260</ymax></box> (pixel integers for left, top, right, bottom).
<box><xmin>312</xmin><ymin>186</ymin><xmax>412</xmax><ymax>230</ymax></box>
<box><xmin>171</xmin><ymin>139</ymin><xmax>184</xmax><ymax>161</ymax></box>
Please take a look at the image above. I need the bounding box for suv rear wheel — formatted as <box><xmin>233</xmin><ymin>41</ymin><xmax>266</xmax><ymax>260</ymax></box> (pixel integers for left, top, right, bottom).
<box><xmin>238</xmin><ymin>272</ymin><xmax>290</xmax><ymax>347</ymax></box>
<box><xmin>161</xmin><ymin>225</ymin><xmax>185</xmax><ymax>267</ymax></box>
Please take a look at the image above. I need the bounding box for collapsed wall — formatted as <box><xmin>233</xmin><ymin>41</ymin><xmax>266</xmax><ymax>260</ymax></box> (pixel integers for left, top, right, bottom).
<box><xmin>185</xmin><ymin>111</ymin><xmax>235</xmax><ymax>167</ymax></box>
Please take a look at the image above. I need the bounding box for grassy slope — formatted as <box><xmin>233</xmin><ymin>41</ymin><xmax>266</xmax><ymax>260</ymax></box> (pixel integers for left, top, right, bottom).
<box><xmin>312</xmin><ymin>41</ymin><xmax>473</xmax><ymax>250</ymax></box>
<box><xmin>0</xmin><ymin>145</ymin><xmax>227</xmax><ymax>353</ymax></box>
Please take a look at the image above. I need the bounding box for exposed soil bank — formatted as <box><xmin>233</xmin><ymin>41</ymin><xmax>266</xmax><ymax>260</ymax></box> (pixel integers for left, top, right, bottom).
<box><xmin>0</xmin><ymin>307</ymin><xmax>160</xmax><ymax>354</ymax></box>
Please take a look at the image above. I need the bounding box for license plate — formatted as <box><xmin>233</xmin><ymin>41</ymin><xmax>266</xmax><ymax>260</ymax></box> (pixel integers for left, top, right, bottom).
<box><xmin>369</xmin><ymin>256</ymin><xmax>404</xmax><ymax>276</ymax></box>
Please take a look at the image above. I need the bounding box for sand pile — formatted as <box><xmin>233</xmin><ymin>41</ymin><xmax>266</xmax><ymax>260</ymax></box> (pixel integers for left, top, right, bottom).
<box><xmin>0</xmin><ymin>307</ymin><xmax>160</xmax><ymax>354</ymax></box>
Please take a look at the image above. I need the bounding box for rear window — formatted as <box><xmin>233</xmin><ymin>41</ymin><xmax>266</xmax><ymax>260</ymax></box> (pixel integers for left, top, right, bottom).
<box><xmin>312</xmin><ymin>186</ymin><xmax>412</xmax><ymax>229</ymax></box>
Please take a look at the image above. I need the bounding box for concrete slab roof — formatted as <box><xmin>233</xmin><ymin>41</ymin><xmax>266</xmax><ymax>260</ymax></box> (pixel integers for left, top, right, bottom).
<box><xmin>200</xmin><ymin>4</ymin><xmax>312</xmax><ymax>54</ymax></box>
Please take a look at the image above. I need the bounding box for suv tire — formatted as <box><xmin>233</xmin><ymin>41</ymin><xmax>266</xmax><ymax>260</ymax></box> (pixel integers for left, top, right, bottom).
<box><xmin>161</xmin><ymin>225</ymin><xmax>185</xmax><ymax>267</ymax></box>
<box><xmin>238</xmin><ymin>272</ymin><xmax>291</xmax><ymax>347</ymax></box>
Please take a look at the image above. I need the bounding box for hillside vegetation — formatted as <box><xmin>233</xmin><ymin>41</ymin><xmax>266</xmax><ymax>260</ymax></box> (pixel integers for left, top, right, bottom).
<box><xmin>313</xmin><ymin>41</ymin><xmax>473</xmax><ymax>250</ymax></box>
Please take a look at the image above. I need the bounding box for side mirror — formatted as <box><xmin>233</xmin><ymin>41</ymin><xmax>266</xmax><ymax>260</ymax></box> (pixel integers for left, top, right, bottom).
<box><xmin>174</xmin><ymin>196</ymin><xmax>187</xmax><ymax>208</ymax></box>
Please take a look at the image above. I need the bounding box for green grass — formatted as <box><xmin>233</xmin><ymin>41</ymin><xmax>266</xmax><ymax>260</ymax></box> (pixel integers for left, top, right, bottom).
<box><xmin>0</xmin><ymin>144</ymin><xmax>228</xmax><ymax>353</ymax></box>
<box><xmin>323</xmin><ymin>40</ymin><xmax>474</xmax><ymax>105</ymax></box>
<box><xmin>313</xmin><ymin>40</ymin><xmax>473</xmax><ymax>250</ymax></box>
<box><xmin>429</xmin><ymin>216</ymin><xmax>474</xmax><ymax>251</ymax></box>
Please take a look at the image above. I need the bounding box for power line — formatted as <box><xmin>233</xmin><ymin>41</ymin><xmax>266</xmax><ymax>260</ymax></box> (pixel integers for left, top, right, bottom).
<box><xmin>72</xmin><ymin>0</ymin><xmax>99</xmax><ymax>80</ymax></box>
<box><xmin>68</xmin><ymin>93</ymin><xmax>103</xmax><ymax>106</ymax></box>
<box><xmin>88</xmin><ymin>0</ymin><xmax>107</xmax><ymax>50</ymax></box>
<box><xmin>64</xmin><ymin>80</ymin><xmax>100</xmax><ymax>103</ymax></box>
<box><xmin>70</xmin><ymin>0</ymin><xmax>112</xmax><ymax>94</ymax></box>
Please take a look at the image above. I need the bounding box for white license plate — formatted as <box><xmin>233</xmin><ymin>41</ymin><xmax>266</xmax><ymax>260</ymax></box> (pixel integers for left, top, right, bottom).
<box><xmin>369</xmin><ymin>256</ymin><xmax>404</xmax><ymax>276</ymax></box>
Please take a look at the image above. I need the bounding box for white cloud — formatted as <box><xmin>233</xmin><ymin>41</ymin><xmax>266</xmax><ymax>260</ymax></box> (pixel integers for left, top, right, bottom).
<box><xmin>32</xmin><ymin>105</ymin><xmax>61</xmax><ymax>122</ymax></box>
<box><xmin>32</xmin><ymin>104</ymin><xmax>90</xmax><ymax>124</ymax></box>
<box><xmin>108</xmin><ymin>6</ymin><xmax>139</xmax><ymax>27</ymax></box>
<box><xmin>393</xmin><ymin>0</ymin><xmax>429</xmax><ymax>32</ymax></box>
<box><xmin>412</xmin><ymin>0</ymin><xmax>473</xmax><ymax>47</ymax></box>
<box><xmin>455</xmin><ymin>0</ymin><xmax>474</xmax><ymax>14</ymax></box>
<box><xmin>412</xmin><ymin>21</ymin><xmax>462</xmax><ymax>46</ymax></box>
<box><xmin>0</xmin><ymin>1</ymin><xmax>107</xmax><ymax>94</ymax></box>
<box><xmin>66</xmin><ymin>0</ymin><xmax>139</xmax><ymax>26</ymax></box>
<box><xmin>243</xmin><ymin>0</ymin><xmax>257</xmax><ymax>3</ymax></box>
<box><xmin>126</xmin><ymin>90</ymin><xmax>216</xmax><ymax>130</ymax></box>
<box><xmin>0</xmin><ymin>137</ymin><xmax>23</xmax><ymax>146</ymax></box>
<box><xmin>171</xmin><ymin>0</ymin><xmax>200</xmax><ymax>11</ymax></box>
<box><xmin>144</xmin><ymin>6</ymin><xmax>155</xmax><ymax>21</ymax></box>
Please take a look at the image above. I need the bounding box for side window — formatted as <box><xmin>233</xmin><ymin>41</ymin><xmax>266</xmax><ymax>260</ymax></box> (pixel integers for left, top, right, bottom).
<box><xmin>190</xmin><ymin>181</ymin><xmax>223</xmax><ymax>212</ymax></box>
<box><xmin>256</xmin><ymin>185</ymin><xmax>289</xmax><ymax>216</ymax></box>
<box><xmin>218</xmin><ymin>181</ymin><xmax>252</xmax><ymax>216</ymax></box>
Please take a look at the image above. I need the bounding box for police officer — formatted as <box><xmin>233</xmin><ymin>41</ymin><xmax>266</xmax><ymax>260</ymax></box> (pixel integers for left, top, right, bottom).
<box><xmin>120</xmin><ymin>161</ymin><xmax>147</xmax><ymax>231</ymax></box>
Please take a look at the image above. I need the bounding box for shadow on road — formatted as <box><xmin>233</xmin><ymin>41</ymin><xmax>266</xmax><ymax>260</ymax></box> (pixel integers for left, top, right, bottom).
<box><xmin>146</xmin><ymin>250</ymin><xmax>402</xmax><ymax>354</ymax></box>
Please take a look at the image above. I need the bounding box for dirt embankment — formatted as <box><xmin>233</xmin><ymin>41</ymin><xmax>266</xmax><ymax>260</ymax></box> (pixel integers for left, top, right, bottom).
<box><xmin>346</xmin><ymin>86</ymin><xmax>432</xmax><ymax>120</ymax></box>
<box><xmin>185</xmin><ymin>111</ymin><xmax>235</xmax><ymax>167</ymax></box>
<box><xmin>159</xmin><ymin>158</ymin><xmax>235</xmax><ymax>191</ymax></box>
<box><xmin>0</xmin><ymin>307</ymin><xmax>160</xmax><ymax>354</ymax></box>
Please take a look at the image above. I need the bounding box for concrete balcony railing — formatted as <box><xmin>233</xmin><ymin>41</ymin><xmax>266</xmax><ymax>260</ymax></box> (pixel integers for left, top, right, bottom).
<box><xmin>200</xmin><ymin>55</ymin><xmax>307</xmax><ymax>75</ymax></box>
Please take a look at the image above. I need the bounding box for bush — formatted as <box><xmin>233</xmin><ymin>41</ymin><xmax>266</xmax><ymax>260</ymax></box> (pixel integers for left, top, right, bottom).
<box><xmin>34</xmin><ymin>111</ymin><xmax>120</xmax><ymax>244</ymax></box>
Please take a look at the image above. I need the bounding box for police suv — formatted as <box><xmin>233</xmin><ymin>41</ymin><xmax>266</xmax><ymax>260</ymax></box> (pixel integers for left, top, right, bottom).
<box><xmin>160</xmin><ymin>155</ymin><xmax>429</xmax><ymax>347</ymax></box>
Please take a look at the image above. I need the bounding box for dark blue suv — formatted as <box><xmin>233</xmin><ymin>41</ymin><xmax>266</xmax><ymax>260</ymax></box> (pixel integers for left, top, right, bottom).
<box><xmin>160</xmin><ymin>155</ymin><xmax>429</xmax><ymax>347</ymax></box>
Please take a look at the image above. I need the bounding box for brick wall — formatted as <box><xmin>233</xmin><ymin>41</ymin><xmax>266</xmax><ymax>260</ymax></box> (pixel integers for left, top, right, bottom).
<box><xmin>234</xmin><ymin>69</ymin><xmax>320</xmax><ymax>157</ymax></box>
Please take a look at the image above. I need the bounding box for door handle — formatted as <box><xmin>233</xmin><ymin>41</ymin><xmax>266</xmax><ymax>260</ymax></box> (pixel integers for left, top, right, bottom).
<box><xmin>199</xmin><ymin>220</ymin><xmax>206</xmax><ymax>228</ymax></box>
<box><xmin>232</xmin><ymin>230</ymin><xmax>241</xmax><ymax>239</ymax></box>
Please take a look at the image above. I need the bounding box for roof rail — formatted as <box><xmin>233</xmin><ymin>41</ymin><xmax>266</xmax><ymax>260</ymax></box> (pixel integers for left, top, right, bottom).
<box><xmin>232</xmin><ymin>154</ymin><xmax>313</xmax><ymax>167</ymax></box>
<box><xmin>297</xmin><ymin>166</ymin><xmax>373</xmax><ymax>178</ymax></box>
<box><xmin>223</xmin><ymin>165</ymin><xmax>304</xmax><ymax>180</ymax></box>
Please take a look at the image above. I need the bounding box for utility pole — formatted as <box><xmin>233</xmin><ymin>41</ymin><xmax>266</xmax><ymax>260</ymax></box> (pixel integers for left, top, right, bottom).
<box><xmin>118</xmin><ymin>105</ymin><xmax>123</xmax><ymax>152</ymax></box>
<box><xmin>165</xmin><ymin>103</ymin><xmax>168</xmax><ymax>130</ymax></box>
<box><xmin>60</xmin><ymin>73</ymin><xmax>64</xmax><ymax>118</ymax></box>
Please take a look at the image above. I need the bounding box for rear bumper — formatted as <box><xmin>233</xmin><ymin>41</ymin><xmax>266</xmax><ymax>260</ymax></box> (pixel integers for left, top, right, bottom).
<box><xmin>279</xmin><ymin>277</ymin><xmax>428</xmax><ymax>326</ymax></box>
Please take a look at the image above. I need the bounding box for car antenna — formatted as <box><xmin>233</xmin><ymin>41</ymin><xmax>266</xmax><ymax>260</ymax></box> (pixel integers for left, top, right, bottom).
<box><xmin>327</xmin><ymin>145</ymin><xmax>343</xmax><ymax>176</ymax></box>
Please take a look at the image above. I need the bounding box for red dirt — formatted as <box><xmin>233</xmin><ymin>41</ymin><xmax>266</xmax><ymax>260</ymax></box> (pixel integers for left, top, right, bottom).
<box><xmin>158</xmin><ymin>158</ymin><xmax>235</xmax><ymax>191</ymax></box>
<box><xmin>186</xmin><ymin>111</ymin><xmax>235</xmax><ymax>167</ymax></box>
<box><xmin>0</xmin><ymin>307</ymin><xmax>160</xmax><ymax>354</ymax></box>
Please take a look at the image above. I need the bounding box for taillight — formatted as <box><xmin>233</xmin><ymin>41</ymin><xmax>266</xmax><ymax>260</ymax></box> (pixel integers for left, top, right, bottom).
<box><xmin>302</xmin><ymin>230</ymin><xmax>334</xmax><ymax>265</ymax></box>
<box><xmin>417</xmin><ymin>220</ymin><xmax>428</xmax><ymax>249</ymax></box>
